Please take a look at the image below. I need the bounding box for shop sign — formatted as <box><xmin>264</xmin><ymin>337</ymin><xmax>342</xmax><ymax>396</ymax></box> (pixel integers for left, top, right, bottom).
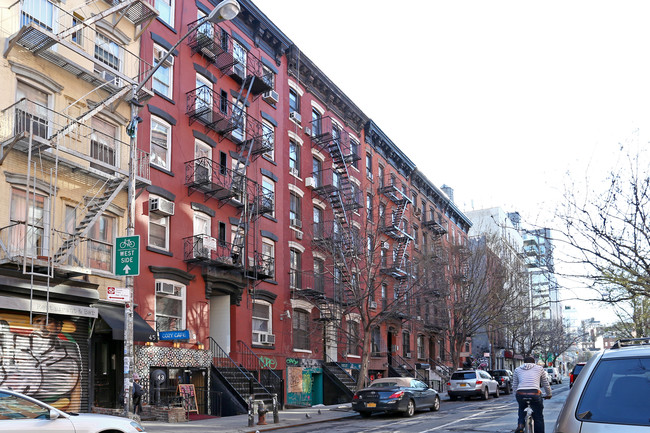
<box><xmin>158</xmin><ymin>329</ymin><xmax>190</xmax><ymax>341</ymax></box>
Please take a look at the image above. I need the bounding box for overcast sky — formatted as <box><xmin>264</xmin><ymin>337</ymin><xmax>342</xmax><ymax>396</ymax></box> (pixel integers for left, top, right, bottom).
<box><xmin>252</xmin><ymin>0</ymin><xmax>649</xmax><ymax>322</ymax></box>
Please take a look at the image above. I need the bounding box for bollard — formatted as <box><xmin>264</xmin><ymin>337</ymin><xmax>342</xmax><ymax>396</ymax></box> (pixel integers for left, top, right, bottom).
<box><xmin>257</xmin><ymin>401</ymin><xmax>268</xmax><ymax>425</ymax></box>
<box><xmin>272</xmin><ymin>394</ymin><xmax>279</xmax><ymax>423</ymax></box>
<box><xmin>247</xmin><ymin>395</ymin><xmax>255</xmax><ymax>427</ymax></box>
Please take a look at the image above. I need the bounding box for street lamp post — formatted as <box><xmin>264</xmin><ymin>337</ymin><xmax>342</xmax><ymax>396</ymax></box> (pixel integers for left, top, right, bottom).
<box><xmin>122</xmin><ymin>0</ymin><xmax>240</xmax><ymax>417</ymax></box>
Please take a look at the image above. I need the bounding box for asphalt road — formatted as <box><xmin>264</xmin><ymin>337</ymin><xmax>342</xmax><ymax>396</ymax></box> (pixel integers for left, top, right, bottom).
<box><xmin>282</xmin><ymin>381</ymin><xmax>570</xmax><ymax>433</ymax></box>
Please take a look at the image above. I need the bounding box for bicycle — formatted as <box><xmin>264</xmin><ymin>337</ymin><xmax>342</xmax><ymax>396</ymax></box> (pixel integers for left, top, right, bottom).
<box><xmin>519</xmin><ymin>395</ymin><xmax>551</xmax><ymax>433</ymax></box>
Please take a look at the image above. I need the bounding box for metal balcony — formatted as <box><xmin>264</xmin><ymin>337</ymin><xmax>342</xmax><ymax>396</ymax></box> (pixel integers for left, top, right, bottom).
<box><xmin>378</xmin><ymin>176</ymin><xmax>412</xmax><ymax>205</ymax></box>
<box><xmin>380</xmin><ymin>257</ymin><xmax>411</xmax><ymax>280</ymax></box>
<box><xmin>184</xmin><ymin>157</ymin><xmax>255</xmax><ymax>206</ymax></box>
<box><xmin>308</xmin><ymin>116</ymin><xmax>359</xmax><ymax>165</ymax></box>
<box><xmin>379</xmin><ymin>216</ymin><xmax>413</xmax><ymax>241</ymax></box>
<box><xmin>421</xmin><ymin>219</ymin><xmax>448</xmax><ymax>235</ymax></box>
<box><xmin>246</xmin><ymin>251</ymin><xmax>274</xmax><ymax>280</ymax></box>
<box><xmin>183</xmin><ymin>236</ymin><xmax>242</xmax><ymax>267</ymax></box>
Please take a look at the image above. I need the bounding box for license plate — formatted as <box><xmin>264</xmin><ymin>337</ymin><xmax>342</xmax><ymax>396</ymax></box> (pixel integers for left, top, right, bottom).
<box><xmin>366</xmin><ymin>403</ymin><xmax>376</xmax><ymax>408</ymax></box>
<box><xmin>460</xmin><ymin>383</ymin><xmax>467</xmax><ymax>387</ymax></box>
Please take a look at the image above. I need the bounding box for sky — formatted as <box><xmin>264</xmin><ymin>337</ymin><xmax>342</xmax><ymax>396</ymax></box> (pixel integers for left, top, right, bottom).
<box><xmin>252</xmin><ymin>0</ymin><xmax>650</xmax><ymax>322</ymax></box>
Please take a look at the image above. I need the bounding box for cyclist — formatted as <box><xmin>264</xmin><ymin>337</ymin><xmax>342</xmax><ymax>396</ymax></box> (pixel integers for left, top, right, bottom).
<box><xmin>512</xmin><ymin>356</ymin><xmax>552</xmax><ymax>433</ymax></box>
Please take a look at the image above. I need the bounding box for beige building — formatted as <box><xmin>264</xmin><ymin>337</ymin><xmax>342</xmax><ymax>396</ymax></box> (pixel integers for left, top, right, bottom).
<box><xmin>0</xmin><ymin>0</ymin><xmax>157</xmax><ymax>411</ymax></box>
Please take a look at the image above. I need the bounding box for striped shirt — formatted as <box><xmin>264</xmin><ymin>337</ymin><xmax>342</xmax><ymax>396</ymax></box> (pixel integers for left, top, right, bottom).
<box><xmin>513</xmin><ymin>363</ymin><xmax>552</xmax><ymax>396</ymax></box>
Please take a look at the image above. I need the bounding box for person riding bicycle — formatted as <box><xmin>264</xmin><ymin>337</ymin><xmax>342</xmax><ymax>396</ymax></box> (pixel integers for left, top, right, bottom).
<box><xmin>513</xmin><ymin>356</ymin><xmax>552</xmax><ymax>433</ymax></box>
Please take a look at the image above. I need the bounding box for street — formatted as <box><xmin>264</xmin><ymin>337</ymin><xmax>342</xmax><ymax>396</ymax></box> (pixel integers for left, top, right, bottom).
<box><xmin>280</xmin><ymin>382</ymin><xmax>569</xmax><ymax>433</ymax></box>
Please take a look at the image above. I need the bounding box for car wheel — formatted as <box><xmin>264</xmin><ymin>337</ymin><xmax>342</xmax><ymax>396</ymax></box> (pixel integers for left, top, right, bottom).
<box><xmin>359</xmin><ymin>411</ymin><xmax>372</xmax><ymax>418</ymax></box>
<box><xmin>482</xmin><ymin>387</ymin><xmax>489</xmax><ymax>400</ymax></box>
<box><xmin>494</xmin><ymin>386</ymin><xmax>500</xmax><ymax>398</ymax></box>
<box><xmin>431</xmin><ymin>395</ymin><xmax>440</xmax><ymax>412</ymax></box>
<box><xmin>504</xmin><ymin>384</ymin><xmax>511</xmax><ymax>395</ymax></box>
<box><xmin>403</xmin><ymin>399</ymin><xmax>415</xmax><ymax>417</ymax></box>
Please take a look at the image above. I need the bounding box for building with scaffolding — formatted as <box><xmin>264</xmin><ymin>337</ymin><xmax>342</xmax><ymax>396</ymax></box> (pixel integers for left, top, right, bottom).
<box><xmin>0</xmin><ymin>0</ymin><xmax>473</xmax><ymax>416</ymax></box>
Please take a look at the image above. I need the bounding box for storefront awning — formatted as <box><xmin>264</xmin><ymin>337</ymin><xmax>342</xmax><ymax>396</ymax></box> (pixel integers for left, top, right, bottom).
<box><xmin>96</xmin><ymin>304</ymin><xmax>158</xmax><ymax>342</ymax></box>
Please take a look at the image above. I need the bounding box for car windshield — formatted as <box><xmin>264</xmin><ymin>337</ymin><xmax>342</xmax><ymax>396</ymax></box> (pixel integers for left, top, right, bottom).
<box><xmin>547</xmin><ymin>368</ymin><xmax>554</xmax><ymax>373</ymax></box>
<box><xmin>451</xmin><ymin>372</ymin><xmax>476</xmax><ymax>380</ymax></box>
<box><xmin>575</xmin><ymin>357</ymin><xmax>650</xmax><ymax>426</ymax></box>
<box><xmin>490</xmin><ymin>370</ymin><xmax>506</xmax><ymax>376</ymax></box>
<box><xmin>573</xmin><ymin>364</ymin><xmax>584</xmax><ymax>374</ymax></box>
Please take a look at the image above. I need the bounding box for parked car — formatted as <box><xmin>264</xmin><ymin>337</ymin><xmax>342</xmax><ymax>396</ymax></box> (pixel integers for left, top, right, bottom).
<box><xmin>0</xmin><ymin>388</ymin><xmax>145</xmax><ymax>432</ymax></box>
<box><xmin>352</xmin><ymin>377</ymin><xmax>440</xmax><ymax>418</ymax></box>
<box><xmin>488</xmin><ymin>369</ymin><xmax>513</xmax><ymax>394</ymax></box>
<box><xmin>447</xmin><ymin>369</ymin><xmax>499</xmax><ymax>401</ymax></box>
<box><xmin>569</xmin><ymin>362</ymin><xmax>586</xmax><ymax>388</ymax></box>
<box><xmin>546</xmin><ymin>367</ymin><xmax>562</xmax><ymax>384</ymax></box>
<box><xmin>553</xmin><ymin>337</ymin><xmax>650</xmax><ymax>433</ymax></box>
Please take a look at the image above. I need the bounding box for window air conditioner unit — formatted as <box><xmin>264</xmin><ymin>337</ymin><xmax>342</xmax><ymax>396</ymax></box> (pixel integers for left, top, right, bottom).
<box><xmin>289</xmin><ymin>111</ymin><xmax>302</xmax><ymax>123</ymax></box>
<box><xmin>156</xmin><ymin>282</ymin><xmax>175</xmax><ymax>295</ymax></box>
<box><xmin>262</xmin><ymin>90</ymin><xmax>279</xmax><ymax>105</ymax></box>
<box><xmin>416</xmin><ymin>316</ymin><xmax>422</xmax><ymax>321</ymax></box>
<box><xmin>289</xmin><ymin>167</ymin><xmax>299</xmax><ymax>177</ymax></box>
<box><xmin>259</xmin><ymin>333</ymin><xmax>275</xmax><ymax>344</ymax></box>
<box><xmin>304</xmin><ymin>126</ymin><xmax>312</xmax><ymax>136</ymax></box>
<box><xmin>295</xmin><ymin>231</ymin><xmax>303</xmax><ymax>240</ymax></box>
<box><xmin>149</xmin><ymin>197</ymin><xmax>175</xmax><ymax>216</ymax></box>
<box><xmin>382</xmin><ymin>241</ymin><xmax>390</xmax><ymax>249</ymax></box>
<box><xmin>290</xmin><ymin>219</ymin><xmax>302</xmax><ymax>229</ymax></box>
<box><xmin>369</xmin><ymin>301</ymin><xmax>377</xmax><ymax>309</ymax></box>
<box><xmin>154</xmin><ymin>50</ymin><xmax>173</xmax><ymax>68</ymax></box>
<box><xmin>406</xmin><ymin>352</ymin><xmax>412</xmax><ymax>358</ymax></box>
<box><xmin>96</xmin><ymin>67</ymin><xmax>121</xmax><ymax>87</ymax></box>
<box><xmin>305</xmin><ymin>177</ymin><xmax>316</xmax><ymax>188</ymax></box>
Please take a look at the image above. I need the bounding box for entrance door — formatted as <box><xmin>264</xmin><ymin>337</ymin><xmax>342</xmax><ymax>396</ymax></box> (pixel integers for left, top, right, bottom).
<box><xmin>387</xmin><ymin>328</ymin><xmax>395</xmax><ymax>367</ymax></box>
<box><xmin>194</xmin><ymin>139</ymin><xmax>211</xmax><ymax>184</ymax></box>
<box><xmin>210</xmin><ymin>295</ymin><xmax>230</xmax><ymax>353</ymax></box>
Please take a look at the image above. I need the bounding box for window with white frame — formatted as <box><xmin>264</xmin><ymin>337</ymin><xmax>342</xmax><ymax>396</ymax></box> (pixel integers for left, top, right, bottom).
<box><xmin>289</xmin><ymin>193</ymin><xmax>301</xmax><ymax>225</ymax></box>
<box><xmin>155</xmin><ymin>280</ymin><xmax>185</xmax><ymax>332</ymax></box>
<box><xmin>149</xmin><ymin>199</ymin><xmax>169</xmax><ymax>250</ymax></box>
<box><xmin>88</xmin><ymin>213</ymin><xmax>114</xmax><ymax>272</ymax></box>
<box><xmin>194</xmin><ymin>139</ymin><xmax>211</xmax><ymax>183</ymax></box>
<box><xmin>312</xmin><ymin>157</ymin><xmax>322</xmax><ymax>187</ymax></box>
<box><xmin>311</xmin><ymin>108</ymin><xmax>322</xmax><ymax>136</ymax></box>
<box><xmin>21</xmin><ymin>0</ymin><xmax>56</xmax><ymax>31</ymax></box>
<box><xmin>252</xmin><ymin>301</ymin><xmax>272</xmax><ymax>344</ymax></box>
<box><xmin>9</xmin><ymin>187</ymin><xmax>48</xmax><ymax>258</ymax></box>
<box><xmin>289</xmin><ymin>140</ymin><xmax>300</xmax><ymax>176</ymax></box>
<box><xmin>262</xmin><ymin>64</ymin><xmax>274</xmax><ymax>89</ymax></box>
<box><xmin>153</xmin><ymin>44</ymin><xmax>173</xmax><ymax>98</ymax></box>
<box><xmin>292</xmin><ymin>309</ymin><xmax>310</xmax><ymax>351</ymax></box>
<box><xmin>350</xmin><ymin>139</ymin><xmax>359</xmax><ymax>169</ymax></box>
<box><xmin>313</xmin><ymin>257</ymin><xmax>325</xmax><ymax>292</ymax></box>
<box><xmin>94</xmin><ymin>33</ymin><xmax>121</xmax><ymax>71</ymax></box>
<box><xmin>16</xmin><ymin>81</ymin><xmax>49</xmax><ymax>139</ymax></box>
<box><xmin>262</xmin><ymin>176</ymin><xmax>275</xmax><ymax>217</ymax></box>
<box><xmin>155</xmin><ymin>0</ymin><xmax>174</xmax><ymax>27</ymax></box>
<box><xmin>417</xmin><ymin>335</ymin><xmax>425</xmax><ymax>359</ymax></box>
<box><xmin>195</xmin><ymin>74</ymin><xmax>213</xmax><ymax>124</ymax></box>
<box><xmin>403</xmin><ymin>331</ymin><xmax>411</xmax><ymax>358</ymax></box>
<box><xmin>261</xmin><ymin>239</ymin><xmax>275</xmax><ymax>278</ymax></box>
<box><xmin>90</xmin><ymin>117</ymin><xmax>117</xmax><ymax>170</ymax></box>
<box><xmin>261</xmin><ymin>120</ymin><xmax>274</xmax><ymax>159</ymax></box>
<box><xmin>289</xmin><ymin>248</ymin><xmax>302</xmax><ymax>289</ymax></box>
<box><xmin>313</xmin><ymin>206</ymin><xmax>323</xmax><ymax>238</ymax></box>
<box><xmin>231</xmin><ymin>99</ymin><xmax>246</xmax><ymax>142</ymax></box>
<box><xmin>347</xmin><ymin>320</ymin><xmax>359</xmax><ymax>356</ymax></box>
<box><xmin>232</xmin><ymin>39</ymin><xmax>247</xmax><ymax>79</ymax></box>
<box><xmin>150</xmin><ymin>117</ymin><xmax>171</xmax><ymax>169</ymax></box>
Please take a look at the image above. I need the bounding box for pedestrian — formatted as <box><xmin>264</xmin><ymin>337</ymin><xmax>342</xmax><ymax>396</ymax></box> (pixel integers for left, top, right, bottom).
<box><xmin>133</xmin><ymin>373</ymin><xmax>144</xmax><ymax>415</ymax></box>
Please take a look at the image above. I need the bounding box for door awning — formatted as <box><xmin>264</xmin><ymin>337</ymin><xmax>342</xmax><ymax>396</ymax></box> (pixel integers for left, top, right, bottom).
<box><xmin>96</xmin><ymin>304</ymin><xmax>158</xmax><ymax>342</ymax></box>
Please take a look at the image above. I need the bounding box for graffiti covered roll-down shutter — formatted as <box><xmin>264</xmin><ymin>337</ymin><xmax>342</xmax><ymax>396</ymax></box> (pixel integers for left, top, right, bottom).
<box><xmin>0</xmin><ymin>310</ymin><xmax>90</xmax><ymax>412</ymax></box>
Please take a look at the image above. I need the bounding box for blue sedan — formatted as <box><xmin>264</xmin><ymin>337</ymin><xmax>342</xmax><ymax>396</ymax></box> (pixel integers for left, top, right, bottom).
<box><xmin>352</xmin><ymin>377</ymin><xmax>440</xmax><ymax>418</ymax></box>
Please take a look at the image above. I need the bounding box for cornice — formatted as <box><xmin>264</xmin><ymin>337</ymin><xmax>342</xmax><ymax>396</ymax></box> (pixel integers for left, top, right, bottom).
<box><xmin>364</xmin><ymin>120</ymin><xmax>415</xmax><ymax>178</ymax></box>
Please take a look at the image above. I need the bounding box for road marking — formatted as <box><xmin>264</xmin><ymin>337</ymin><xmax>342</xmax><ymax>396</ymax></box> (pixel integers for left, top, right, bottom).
<box><xmin>417</xmin><ymin>407</ymin><xmax>507</xmax><ymax>432</ymax></box>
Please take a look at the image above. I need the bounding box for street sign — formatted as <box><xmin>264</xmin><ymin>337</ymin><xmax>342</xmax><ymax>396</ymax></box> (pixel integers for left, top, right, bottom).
<box><xmin>107</xmin><ymin>286</ymin><xmax>130</xmax><ymax>302</ymax></box>
<box><xmin>115</xmin><ymin>235</ymin><xmax>140</xmax><ymax>276</ymax></box>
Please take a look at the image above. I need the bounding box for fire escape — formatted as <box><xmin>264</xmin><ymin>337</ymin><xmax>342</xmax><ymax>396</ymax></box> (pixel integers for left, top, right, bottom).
<box><xmin>421</xmin><ymin>211</ymin><xmax>450</xmax><ymax>334</ymax></box>
<box><xmin>0</xmin><ymin>0</ymin><xmax>155</xmax><ymax>277</ymax></box>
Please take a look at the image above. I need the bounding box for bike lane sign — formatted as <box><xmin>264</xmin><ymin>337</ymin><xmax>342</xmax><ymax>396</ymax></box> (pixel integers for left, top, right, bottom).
<box><xmin>115</xmin><ymin>235</ymin><xmax>140</xmax><ymax>276</ymax></box>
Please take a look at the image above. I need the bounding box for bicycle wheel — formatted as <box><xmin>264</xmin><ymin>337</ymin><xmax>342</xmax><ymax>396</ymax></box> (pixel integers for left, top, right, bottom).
<box><xmin>525</xmin><ymin>413</ymin><xmax>534</xmax><ymax>433</ymax></box>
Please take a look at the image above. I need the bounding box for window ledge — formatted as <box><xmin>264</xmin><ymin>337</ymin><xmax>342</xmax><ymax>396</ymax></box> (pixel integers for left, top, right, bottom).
<box><xmin>154</xmin><ymin>91</ymin><xmax>175</xmax><ymax>105</ymax></box>
<box><xmin>147</xmin><ymin>246</ymin><xmax>173</xmax><ymax>256</ymax></box>
<box><xmin>345</xmin><ymin>354</ymin><xmax>361</xmax><ymax>359</ymax></box>
<box><xmin>252</xmin><ymin>344</ymin><xmax>275</xmax><ymax>350</ymax></box>
<box><xmin>151</xmin><ymin>164</ymin><xmax>175</xmax><ymax>177</ymax></box>
<box><xmin>293</xmin><ymin>349</ymin><xmax>312</xmax><ymax>354</ymax></box>
<box><xmin>262</xmin><ymin>155</ymin><xmax>276</xmax><ymax>165</ymax></box>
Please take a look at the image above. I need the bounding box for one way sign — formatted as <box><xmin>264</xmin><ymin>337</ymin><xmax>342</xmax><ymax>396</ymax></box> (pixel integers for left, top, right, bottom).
<box><xmin>114</xmin><ymin>235</ymin><xmax>140</xmax><ymax>276</ymax></box>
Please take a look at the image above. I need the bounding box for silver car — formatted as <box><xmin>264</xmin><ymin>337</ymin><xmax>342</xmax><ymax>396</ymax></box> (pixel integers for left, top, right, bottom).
<box><xmin>447</xmin><ymin>369</ymin><xmax>499</xmax><ymax>400</ymax></box>
<box><xmin>553</xmin><ymin>337</ymin><xmax>650</xmax><ymax>433</ymax></box>
<box><xmin>0</xmin><ymin>388</ymin><xmax>145</xmax><ymax>432</ymax></box>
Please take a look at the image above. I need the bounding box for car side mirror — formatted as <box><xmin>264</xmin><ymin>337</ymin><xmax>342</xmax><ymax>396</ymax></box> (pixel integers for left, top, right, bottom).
<box><xmin>49</xmin><ymin>409</ymin><xmax>61</xmax><ymax>420</ymax></box>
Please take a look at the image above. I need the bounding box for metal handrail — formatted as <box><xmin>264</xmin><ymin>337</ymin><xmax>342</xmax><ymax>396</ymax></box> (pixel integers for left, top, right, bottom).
<box><xmin>235</xmin><ymin>340</ymin><xmax>283</xmax><ymax>398</ymax></box>
<box><xmin>208</xmin><ymin>336</ymin><xmax>268</xmax><ymax>400</ymax></box>
<box><xmin>324</xmin><ymin>353</ymin><xmax>357</xmax><ymax>385</ymax></box>
<box><xmin>392</xmin><ymin>353</ymin><xmax>427</xmax><ymax>382</ymax></box>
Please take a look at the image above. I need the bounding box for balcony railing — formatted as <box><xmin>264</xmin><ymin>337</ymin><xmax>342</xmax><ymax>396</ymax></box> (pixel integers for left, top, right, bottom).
<box><xmin>184</xmin><ymin>157</ymin><xmax>256</xmax><ymax>205</ymax></box>
<box><xmin>246</xmin><ymin>251</ymin><xmax>274</xmax><ymax>280</ymax></box>
<box><xmin>378</xmin><ymin>176</ymin><xmax>412</xmax><ymax>205</ymax></box>
<box><xmin>421</xmin><ymin>219</ymin><xmax>448</xmax><ymax>235</ymax></box>
<box><xmin>311</xmin><ymin>221</ymin><xmax>361</xmax><ymax>255</ymax></box>
<box><xmin>379</xmin><ymin>216</ymin><xmax>413</xmax><ymax>241</ymax></box>
<box><xmin>308</xmin><ymin>116</ymin><xmax>359</xmax><ymax>165</ymax></box>
<box><xmin>307</xmin><ymin>169</ymin><xmax>362</xmax><ymax>212</ymax></box>
<box><xmin>0</xmin><ymin>99</ymin><xmax>150</xmax><ymax>183</ymax></box>
<box><xmin>183</xmin><ymin>236</ymin><xmax>242</xmax><ymax>267</ymax></box>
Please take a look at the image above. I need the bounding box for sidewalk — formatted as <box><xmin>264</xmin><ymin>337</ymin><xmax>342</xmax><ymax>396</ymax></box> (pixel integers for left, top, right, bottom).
<box><xmin>142</xmin><ymin>392</ymin><xmax>449</xmax><ymax>433</ymax></box>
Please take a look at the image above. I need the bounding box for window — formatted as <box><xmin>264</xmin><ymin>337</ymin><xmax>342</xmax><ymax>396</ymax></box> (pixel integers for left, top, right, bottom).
<box><xmin>95</xmin><ymin>33</ymin><xmax>121</xmax><ymax>71</ymax></box>
<box><xmin>88</xmin><ymin>214</ymin><xmax>114</xmax><ymax>271</ymax></box>
<box><xmin>378</xmin><ymin>164</ymin><xmax>385</xmax><ymax>188</ymax></box>
<box><xmin>289</xmin><ymin>193</ymin><xmax>301</xmax><ymax>223</ymax></box>
<box><xmin>262</xmin><ymin>176</ymin><xmax>275</xmax><ymax>217</ymax></box>
<box><xmin>313</xmin><ymin>206</ymin><xmax>323</xmax><ymax>238</ymax></box>
<box><xmin>381</xmin><ymin>283</ymin><xmax>387</xmax><ymax>309</ymax></box>
<box><xmin>261</xmin><ymin>64</ymin><xmax>274</xmax><ymax>89</ymax></box>
<box><xmin>366</xmin><ymin>153</ymin><xmax>373</xmax><ymax>179</ymax></box>
<box><xmin>347</xmin><ymin>321</ymin><xmax>359</xmax><ymax>356</ymax></box>
<box><xmin>15</xmin><ymin>81</ymin><xmax>49</xmax><ymax>139</ymax></box>
<box><xmin>366</xmin><ymin>193</ymin><xmax>373</xmax><ymax>221</ymax></box>
<box><xmin>232</xmin><ymin>39</ymin><xmax>247</xmax><ymax>79</ymax></box>
<box><xmin>9</xmin><ymin>188</ymin><xmax>48</xmax><ymax>257</ymax></box>
<box><xmin>90</xmin><ymin>117</ymin><xmax>117</xmax><ymax>170</ymax></box>
<box><xmin>153</xmin><ymin>44</ymin><xmax>173</xmax><ymax>98</ymax></box>
<box><xmin>219</xmin><ymin>151</ymin><xmax>227</xmax><ymax>175</ymax></box>
<box><xmin>312</xmin><ymin>157</ymin><xmax>322</xmax><ymax>187</ymax></box>
<box><xmin>193</xmin><ymin>212</ymin><xmax>211</xmax><ymax>258</ymax></box>
<box><xmin>403</xmin><ymin>331</ymin><xmax>411</xmax><ymax>358</ymax></box>
<box><xmin>194</xmin><ymin>139</ymin><xmax>211</xmax><ymax>183</ymax></box>
<box><xmin>417</xmin><ymin>335</ymin><xmax>425</xmax><ymax>359</ymax></box>
<box><xmin>219</xmin><ymin>90</ymin><xmax>228</xmax><ymax>114</ymax></box>
<box><xmin>289</xmin><ymin>140</ymin><xmax>300</xmax><ymax>176</ymax></box>
<box><xmin>311</xmin><ymin>108</ymin><xmax>322</xmax><ymax>136</ymax></box>
<box><xmin>218</xmin><ymin>221</ymin><xmax>226</xmax><ymax>246</ymax></box>
<box><xmin>252</xmin><ymin>301</ymin><xmax>272</xmax><ymax>343</ymax></box>
<box><xmin>371</xmin><ymin>327</ymin><xmax>381</xmax><ymax>355</ymax></box>
<box><xmin>350</xmin><ymin>139</ymin><xmax>359</xmax><ymax>168</ymax></box>
<box><xmin>149</xmin><ymin>212</ymin><xmax>169</xmax><ymax>250</ymax></box>
<box><xmin>261</xmin><ymin>120</ymin><xmax>274</xmax><ymax>159</ymax></box>
<box><xmin>150</xmin><ymin>117</ymin><xmax>171</xmax><ymax>169</ymax></box>
<box><xmin>71</xmin><ymin>13</ymin><xmax>83</xmax><ymax>44</ymax></box>
<box><xmin>21</xmin><ymin>0</ymin><xmax>55</xmax><ymax>31</ymax></box>
<box><xmin>155</xmin><ymin>0</ymin><xmax>174</xmax><ymax>26</ymax></box>
<box><xmin>262</xmin><ymin>240</ymin><xmax>275</xmax><ymax>278</ymax></box>
<box><xmin>289</xmin><ymin>88</ymin><xmax>300</xmax><ymax>114</ymax></box>
<box><xmin>293</xmin><ymin>309</ymin><xmax>310</xmax><ymax>351</ymax></box>
<box><xmin>231</xmin><ymin>99</ymin><xmax>246</xmax><ymax>142</ymax></box>
<box><xmin>313</xmin><ymin>258</ymin><xmax>325</xmax><ymax>292</ymax></box>
<box><xmin>290</xmin><ymin>248</ymin><xmax>302</xmax><ymax>289</ymax></box>
<box><xmin>378</xmin><ymin>202</ymin><xmax>386</xmax><ymax>226</ymax></box>
<box><xmin>156</xmin><ymin>280</ymin><xmax>185</xmax><ymax>332</ymax></box>
<box><xmin>413</xmin><ymin>226</ymin><xmax>419</xmax><ymax>248</ymax></box>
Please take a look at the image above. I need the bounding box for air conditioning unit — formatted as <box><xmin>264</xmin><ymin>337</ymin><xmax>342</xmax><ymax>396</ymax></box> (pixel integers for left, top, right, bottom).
<box><xmin>382</xmin><ymin>241</ymin><xmax>390</xmax><ymax>249</ymax></box>
<box><xmin>295</xmin><ymin>231</ymin><xmax>303</xmax><ymax>240</ymax></box>
<box><xmin>289</xmin><ymin>167</ymin><xmax>299</xmax><ymax>177</ymax></box>
<box><xmin>259</xmin><ymin>333</ymin><xmax>275</xmax><ymax>344</ymax></box>
<box><xmin>416</xmin><ymin>316</ymin><xmax>422</xmax><ymax>321</ymax></box>
<box><xmin>155</xmin><ymin>282</ymin><xmax>176</xmax><ymax>295</ymax></box>
<box><xmin>149</xmin><ymin>197</ymin><xmax>175</xmax><ymax>216</ymax></box>
<box><xmin>290</xmin><ymin>219</ymin><xmax>302</xmax><ymax>229</ymax></box>
<box><xmin>262</xmin><ymin>90</ymin><xmax>279</xmax><ymax>104</ymax></box>
<box><xmin>369</xmin><ymin>301</ymin><xmax>377</xmax><ymax>309</ymax></box>
<box><xmin>289</xmin><ymin>111</ymin><xmax>302</xmax><ymax>123</ymax></box>
<box><xmin>154</xmin><ymin>49</ymin><xmax>173</xmax><ymax>68</ymax></box>
<box><xmin>304</xmin><ymin>126</ymin><xmax>312</xmax><ymax>136</ymax></box>
<box><xmin>98</xmin><ymin>68</ymin><xmax>121</xmax><ymax>87</ymax></box>
<box><xmin>305</xmin><ymin>177</ymin><xmax>316</xmax><ymax>188</ymax></box>
<box><xmin>406</xmin><ymin>352</ymin><xmax>412</xmax><ymax>358</ymax></box>
<box><xmin>367</xmin><ymin>172</ymin><xmax>374</xmax><ymax>181</ymax></box>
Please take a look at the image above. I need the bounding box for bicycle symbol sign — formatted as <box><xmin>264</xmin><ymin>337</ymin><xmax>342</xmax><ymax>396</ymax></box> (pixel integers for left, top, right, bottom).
<box><xmin>115</xmin><ymin>235</ymin><xmax>140</xmax><ymax>276</ymax></box>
